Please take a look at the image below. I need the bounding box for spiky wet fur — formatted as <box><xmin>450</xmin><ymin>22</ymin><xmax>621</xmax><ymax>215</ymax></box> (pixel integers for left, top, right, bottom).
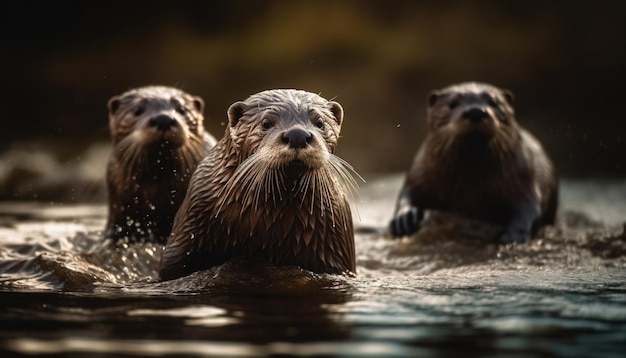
<box><xmin>105</xmin><ymin>86</ymin><xmax>216</xmax><ymax>243</ymax></box>
<box><xmin>159</xmin><ymin>89</ymin><xmax>361</xmax><ymax>280</ymax></box>
<box><xmin>392</xmin><ymin>82</ymin><xmax>558</xmax><ymax>242</ymax></box>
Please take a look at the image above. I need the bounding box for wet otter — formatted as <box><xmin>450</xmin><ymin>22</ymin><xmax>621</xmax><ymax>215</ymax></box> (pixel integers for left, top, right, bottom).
<box><xmin>159</xmin><ymin>89</ymin><xmax>360</xmax><ymax>280</ymax></box>
<box><xmin>105</xmin><ymin>86</ymin><xmax>216</xmax><ymax>243</ymax></box>
<box><xmin>390</xmin><ymin>82</ymin><xmax>558</xmax><ymax>243</ymax></box>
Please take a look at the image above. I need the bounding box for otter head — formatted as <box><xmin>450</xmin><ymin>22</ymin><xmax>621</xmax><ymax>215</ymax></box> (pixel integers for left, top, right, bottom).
<box><xmin>426</xmin><ymin>82</ymin><xmax>517</xmax><ymax>142</ymax></box>
<box><xmin>107</xmin><ymin>86</ymin><xmax>206</xmax><ymax>150</ymax></box>
<box><xmin>225</xmin><ymin>89</ymin><xmax>344</xmax><ymax>177</ymax></box>
<box><xmin>158</xmin><ymin>89</ymin><xmax>360</xmax><ymax>279</ymax></box>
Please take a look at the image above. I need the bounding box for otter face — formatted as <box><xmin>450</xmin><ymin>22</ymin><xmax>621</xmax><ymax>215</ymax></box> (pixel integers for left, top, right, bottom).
<box><xmin>226</xmin><ymin>89</ymin><xmax>344</xmax><ymax>173</ymax></box>
<box><xmin>426</xmin><ymin>82</ymin><xmax>516</xmax><ymax>140</ymax></box>
<box><xmin>107</xmin><ymin>86</ymin><xmax>205</xmax><ymax>149</ymax></box>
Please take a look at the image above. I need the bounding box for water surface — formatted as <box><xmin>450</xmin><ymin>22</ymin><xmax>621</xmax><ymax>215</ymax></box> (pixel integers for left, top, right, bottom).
<box><xmin>1</xmin><ymin>175</ymin><xmax>625</xmax><ymax>357</ymax></box>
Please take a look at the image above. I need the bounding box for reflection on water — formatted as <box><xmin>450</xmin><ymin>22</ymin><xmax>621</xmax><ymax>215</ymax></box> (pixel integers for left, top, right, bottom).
<box><xmin>1</xmin><ymin>176</ymin><xmax>625</xmax><ymax>357</ymax></box>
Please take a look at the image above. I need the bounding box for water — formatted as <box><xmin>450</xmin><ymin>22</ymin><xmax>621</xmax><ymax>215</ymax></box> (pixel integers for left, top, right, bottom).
<box><xmin>1</xmin><ymin>175</ymin><xmax>625</xmax><ymax>357</ymax></box>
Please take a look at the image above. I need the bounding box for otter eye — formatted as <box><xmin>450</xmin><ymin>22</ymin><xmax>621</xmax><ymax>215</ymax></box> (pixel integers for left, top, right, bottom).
<box><xmin>314</xmin><ymin>117</ymin><xmax>324</xmax><ymax>129</ymax></box>
<box><xmin>133</xmin><ymin>107</ymin><xmax>145</xmax><ymax>116</ymax></box>
<box><xmin>482</xmin><ymin>93</ymin><xmax>498</xmax><ymax>107</ymax></box>
<box><xmin>262</xmin><ymin>118</ymin><xmax>273</xmax><ymax>130</ymax></box>
<box><xmin>176</xmin><ymin>105</ymin><xmax>187</xmax><ymax>115</ymax></box>
<box><xmin>448</xmin><ymin>100</ymin><xmax>459</xmax><ymax>110</ymax></box>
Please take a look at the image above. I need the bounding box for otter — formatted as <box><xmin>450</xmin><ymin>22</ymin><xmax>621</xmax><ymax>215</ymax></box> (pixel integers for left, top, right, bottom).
<box><xmin>159</xmin><ymin>89</ymin><xmax>361</xmax><ymax>281</ymax></box>
<box><xmin>105</xmin><ymin>86</ymin><xmax>217</xmax><ymax>243</ymax></box>
<box><xmin>390</xmin><ymin>82</ymin><xmax>558</xmax><ymax>243</ymax></box>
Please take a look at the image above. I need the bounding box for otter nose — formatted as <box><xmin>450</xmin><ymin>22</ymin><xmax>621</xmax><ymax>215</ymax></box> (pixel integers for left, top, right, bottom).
<box><xmin>149</xmin><ymin>115</ymin><xmax>176</xmax><ymax>131</ymax></box>
<box><xmin>462</xmin><ymin>108</ymin><xmax>489</xmax><ymax>123</ymax></box>
<box><xmin>282</xmin><ymin>128</ymin><xmax>312</xmax><ymax>149</ymax></box>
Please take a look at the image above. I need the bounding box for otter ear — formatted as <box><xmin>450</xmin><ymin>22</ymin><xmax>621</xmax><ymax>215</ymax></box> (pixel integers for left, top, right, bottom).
<box><xmin>329</xmin><ymin>101</ymin><xmax>344</xmax><ymax>126</ymax></box>
<box><xmin>227</xmin><ymin>101</ymin><xmax>247</xmax><ymax>127</ymax></box>
<box><xmin>108</xmin><ymin>96</ymin><xmax>121</xmax><ymax>115</ymax></box>
<box><xmin>501</xmin><ymin>89</ymin><xmax>515</xmax><ymax>106</ymax></box>
<box><xmin>192</xmin><ymin>96</ymin><xmax>205</xmax><ymax>113</ymax></box>
<box><xmin>427</xmin><ymin>91</ymin><xmax>439</xmax><ymax>107</ymax></box>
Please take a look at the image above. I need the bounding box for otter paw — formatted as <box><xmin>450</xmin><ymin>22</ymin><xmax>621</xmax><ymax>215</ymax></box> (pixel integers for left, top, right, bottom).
<box><xmin>389</xmin><ymin>207</ymin><xmax>421</xmax><ymax>238</ymax></box>
<box><xmin>498</xmin><ymin>227</ymin><xmax>530</xmax><ymax>244</ymax></box>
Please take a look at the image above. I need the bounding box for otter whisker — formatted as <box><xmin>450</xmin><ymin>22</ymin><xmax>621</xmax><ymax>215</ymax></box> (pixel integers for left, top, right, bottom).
<box><xmin>298</xmin><ymin>172</ymin><xmax>312</xmax><ymax>209</ymax></box>
<box><xmin>189</xmin><ymin>135</ymin><xmax>209</xmax><ymax>158</ymax></box>
<box><xmin>250</xmin><ymin>163</ymin><xmax>270</xmax><ymax>211</ymax></box>
<box><xmin>314</xmin><ymin>171</ymin><xmax>326</xmax><ymax>218</ymax></box>
<box><xmin>240</xmin><ymin>167</ymin><xmax>257</xmax><ymax>214</ymax></box>
<box><xmin>318</xmin><ymin>168</ymin><xmax>336</xmax><ymax>226</ymax></box>
<box><xmin>310</xmin><ymin>171</ymin><xmax>319</xmax><ymax>215</ymax></box>
<box><xmin>239</xmin><ymin>162</ymin><xmax>267</xmax><ymax>208</ymax></box>
<box><xmin>308</xmin><ymin>171</ymin><xmax>317</xmax><ymax>213</ymax></box>
<box><xmin>216</xmin><ymin>153</ymin><xmax>261</xmax><ymax>216</ymax></box>
<box><xmin>268</xmin><ymin>168</ymin><xmax>277</xmax><ymax>207</ymax></box>
<box><xmin>317</xmin><ymin>170</ymin><xmax>333</xmax><ymax>224</ymax></box>
<box><xmin>327</xmin><ymin>154</ymin><xmax>365</xmax><ymax>220</ymax></box>
<box><xmin>178</xmin><ymin>142</ymin><xmax>199</xmax><ymax>164</ymax></box>
<box><xmin>266</xmin><ymin>166</ymin><xmax>279</xmax><ymax>208</ymax></box>
<box><xmin>491</xmin><ymin>133</ymin><xmax>519</xmax><ymax>165</ymax></box>
<box><xmin>276</xmin><ymin>166</ymin><xmax>285</xmax><ymax>202</ymax></box>
<box><xmin>434</xmin><ymin>126</ymin><xmax>457</xmax><ymax>156</ymax></box>
<box><xmin>265</xmin><ymin>168</ymin><xmax>273</xmax><ymax>207</ymax></box>
<box><xmin>217</xmin><ymin>152</ymin><xmax>278</xmax><ymax>216</ymax></box>
<box><xmin>266</xmin><ymin>170</ymin><xmax>282</xmax><ymax>206</ymax></box>
<box><xmin>118</xmin><ymin>139</ymin><xmax>144</xmax><ymax>182</ymax></box>
<box><xmin>176</xmin><ymin>147</ymin><xmax>192</xmax><ymax>172</ymax></box>
<box><xmin>329</xmin><ymin>155</ymin><xmax>365</xmax><ymax>195</ymax></box>
<box><xmin>248</xmin><ymin>166</ymin><xmax>261</xmax><ymax>211</ymax></box>
<box><xmin>305</xmin><ymin>171</ymin><xmax>316</xmax><ymax>214</ymax></box>
<box><xmin>263</xmin><ymin>167</ymin><xmax>271</xmax><ymax>205</ymax></box>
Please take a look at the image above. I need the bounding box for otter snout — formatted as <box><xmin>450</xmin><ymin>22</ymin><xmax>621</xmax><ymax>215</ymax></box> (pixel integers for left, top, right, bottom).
<box><xmin>149</xmin><ymin>114</ymin><xmax>177</xmax><ymax>131</ymax></box>
<box><xmin>282</xmin><ymin>128</ymin><xmax>312</xmax><ymax>149</ymax></box>
<box><xmin>462</xmin><ymin>107</ymin><xmax>489</xmax><ymax>123</ymax></box>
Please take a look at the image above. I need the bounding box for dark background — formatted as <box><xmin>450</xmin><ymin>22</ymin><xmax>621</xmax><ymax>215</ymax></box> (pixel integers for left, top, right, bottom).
<box><xmin>2</xmin><ymin>0</ymin><xmax>625</xmax><ymax>178</ymax></box>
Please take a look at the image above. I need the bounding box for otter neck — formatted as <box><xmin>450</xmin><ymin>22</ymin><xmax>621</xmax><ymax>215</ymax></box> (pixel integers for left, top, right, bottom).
<box><xmin>429</xmin><ymin>130</ymin><xmax>523</xmax><ymax>180</ymax></box>
<box><xmin>215</xmin><ymin>172</ymin><xmax>350</xmax><ymax>273</ymax></box>
<box><xmin>120</xmin><ymin>142</ymin><xmax>197</xmax><ymax>186</ymax></box>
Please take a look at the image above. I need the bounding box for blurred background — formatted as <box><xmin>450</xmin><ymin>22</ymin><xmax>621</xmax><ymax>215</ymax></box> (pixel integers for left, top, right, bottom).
<box><xmin>1</xmin><ymin>0</ymin><xmax>625</xmax><ymax>201</ymax></box>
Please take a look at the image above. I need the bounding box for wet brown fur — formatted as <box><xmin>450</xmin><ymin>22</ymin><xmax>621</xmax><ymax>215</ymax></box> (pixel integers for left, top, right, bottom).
<box><xmin>105</xmin><ymin>86</ymin><xmax>216</xmax><ymax>243</ymax></box>
<box><xmin>159</xmin><ymin>89</ymin><xmax>359</xmax><ymax>280</ymax></box>
<box><xmin>392</xmin><ymin>82</ymin><xmax>558</xmax><ymax>243</ymax></box>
